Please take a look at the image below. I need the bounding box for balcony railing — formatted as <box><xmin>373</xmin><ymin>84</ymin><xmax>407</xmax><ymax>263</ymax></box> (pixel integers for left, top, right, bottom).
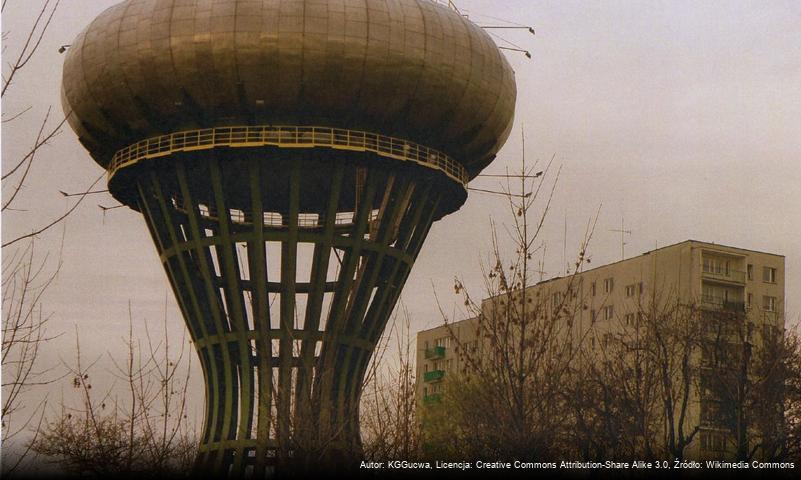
<box><xmin>701</xmin><ymin>296</ymin><xmax>746</xmax><ymax>313</ymax></box>
<box><xmin>723</xmin><ymin>301</ymin><xmax>746</xmax><ymax>313</ymax></box>
<box><xmin>423</xmin><ymin>393</ymin><xmax>442</xmax><ymax>405</ymax></box>
<box><xmin>423</xmin><ymin>370</ymin><xmax>445</xmax><ymax>382</ymax></box>
<box><xmin>424</xmin><ymin>346</ymin><xmax>446</xmax><ymax>360</ymax></box>
<box><xmin>109</xmin><ymin>125</ymin><xmax>468</xmax><ymax>187</ymax></box>
<box><xmin>702</xmin><ymin>268</ymin><xmax>746</xmax><ymax>284</ymax></box>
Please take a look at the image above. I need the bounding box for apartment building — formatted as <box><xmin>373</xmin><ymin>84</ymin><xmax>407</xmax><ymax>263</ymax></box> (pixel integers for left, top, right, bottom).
<box><xmin>416</xmin><ymin>240</ymin><xmax>785</xmax><ymax>459</ymax></box>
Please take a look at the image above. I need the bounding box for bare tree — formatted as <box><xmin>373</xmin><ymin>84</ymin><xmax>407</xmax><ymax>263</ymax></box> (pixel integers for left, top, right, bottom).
<box><xmin>360</xmin><ymin>304</ymin><xmax>420</xmax><ymax>461</ymax></box>
<box><xmin>421</xmin><ymin>148</ymin><xmax>598</xmax><ymax>461</ymax></box>
<box><xmin>2</xmin><ymin>2</ymin><xmax>114</xmax><ymax>473</ymax></box>
<box><xmin>775</xmin><ymin>327</ymin><xmax>801</xmax><ymax>463</ymax></box>
<box><xmin>1</xmin><ymin>239</ymin><xmax>64</xmax><ymax>475</ymax></box>
<box><xmin>639</xmin><ymin>293</ymin><xmax>703</xmax><ymax>459</ymax></box>
<box><xmin>573</xmin><ymin>289</ymin><xmax>704</xmax><ymax>460</ymax></box>
<box><xmin>2</xmin><ymin>0</ymin><xmax>104</xmax><ymax>249</ymax></box>
<box><xmin>567</xmin><ymin>315</ymin><xmax>661</xmax><ymax>460</ymax></box>
<box><xmin>700</xmin><ymin>305</ymin><xmax>800</xmax><ymax>462</ymax></box>
<box><xmin>31</xmin><ymin>309</ymin><xmax>197</xmax><ymax>478</ymax></box>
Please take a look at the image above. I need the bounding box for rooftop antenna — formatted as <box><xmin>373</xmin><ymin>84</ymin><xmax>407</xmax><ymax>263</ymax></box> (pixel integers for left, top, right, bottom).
<box><xmin>610</xmin><ymin>215</ymin><xmax>632</xmax><ymax>261</ymax></box>
<box><xmin>536</xmin><ymin>243</ymin><xmax>548</xmax><ymax>282</ymax></box>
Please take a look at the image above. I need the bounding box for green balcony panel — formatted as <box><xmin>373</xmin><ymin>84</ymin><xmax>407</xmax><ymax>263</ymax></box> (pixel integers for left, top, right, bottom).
<box><xmin>425</xmin><ymin>346</ymin><xmax>446</xmax><ymax>359</ymax></box>
<box><xmin>424</xmin><ymin>370</ymin><xmax>445</xmax><ymax>382</ymax></box>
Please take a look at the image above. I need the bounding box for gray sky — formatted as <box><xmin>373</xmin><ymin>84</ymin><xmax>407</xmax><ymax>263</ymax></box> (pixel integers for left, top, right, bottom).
<box><xmin>3</xmin><ymin>0</ymin><xmax>800</xmax><ymax>435</ymax></box>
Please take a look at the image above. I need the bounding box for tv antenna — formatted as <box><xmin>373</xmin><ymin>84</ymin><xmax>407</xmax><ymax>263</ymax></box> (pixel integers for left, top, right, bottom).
<box><xmin>610</xmin><ymin>215</ymin><xmax>632</xmax><ymax>261</ymax></box>
<box><xmin>536</xmin><ymin>243</ymin><xmax>548</xmax><ymax>282</ymax></box>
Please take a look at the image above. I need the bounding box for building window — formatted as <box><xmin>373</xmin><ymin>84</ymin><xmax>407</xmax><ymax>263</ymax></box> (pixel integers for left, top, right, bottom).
<box><xmin>701</xmin><ymin>401</ymin><xmax>724</xmax><ymax>426</ymax></box>
<box><xmin>591</xmin><ymin>282</ymin><xmax>596</xmax><ymax>296</ymax></box>
<box><xmin>763</xmin><ymin>324</ymin><xmax>777</xmax><ymax>344</ymax></box>
<box><xmin>604</xmin><ymin>278</ymin><xmax>614</xmax><ymax>294</ymax></box>
<box><xmin>700</xmin><ymin>431</ymin><xmax>726</xmax><ymax>452</ymax></box>
<box><xmin>763</xmin><ymin>267</ymin><xmax>777</xmax><ymax>283</ymax></box>
<box><xmin>625</xmin><ymin>284</ymin><xmax>636</xmax><ymax>297</ymax></box>
<box><xmin>590</xmin><ymin>309</ymin><xmax>597</xmax><ymax>322</ymax></box>
<box><xmin>703</xmin><ymin>285</ymin><xmax>733</xmax><ymax>306</ymax></box>
<box><xmin>763</xmin><ymin>296</ymin><xmax>777</xmax><ymax>312</ymax></box>
<box><xmin>624</xmin><ymin>313</ymin><xmax>635</xmax><ymax>326</ymax></box>
<box><xmin>603</xmin><ymin>305</ymin><xmax>614</xmax><ymax>320</ymax></box>
<box><xmin>747</xmin><ymin>264</ymin><xmax>753</xmax><ymax>280</ymax></box>
<box><xmin>703</xmin><ymin>257</ymin><xmax>729</xmax><ymax>275</ymax></box>
<box><xmin>603</xmin><ymin>333</ymin><xmax>612</xmax><ymax>348</ymax></box>
<box><xmin>702</xmin><ymin>284</ymin><xmax>714</xmax><ymax>303</ymax></box>
<box><xmin>747</xmin><ymin>293</ymin><xmax>753</xmax><ymax>308</ymax></box>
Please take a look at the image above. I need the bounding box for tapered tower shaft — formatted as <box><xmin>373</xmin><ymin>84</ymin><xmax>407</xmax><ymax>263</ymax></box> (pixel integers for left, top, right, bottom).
<box><xmin>133</xmin><ymin>145</ymin><xmax>449</xmax><ymax>473</ymax></box>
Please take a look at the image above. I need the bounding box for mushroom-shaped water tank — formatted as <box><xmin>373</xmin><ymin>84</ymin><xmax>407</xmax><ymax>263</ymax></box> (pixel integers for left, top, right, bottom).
<box><xmin>61</xmin><ymin>0</ymin><xmax>516</xmax><ymax>178</ymax></box>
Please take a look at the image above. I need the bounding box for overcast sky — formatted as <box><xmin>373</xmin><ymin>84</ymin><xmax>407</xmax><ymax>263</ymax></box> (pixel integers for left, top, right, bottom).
<box><xmin>3</xmin><ymin>0</ymin><xmax>801</xmax><ymax>436</ymax></box>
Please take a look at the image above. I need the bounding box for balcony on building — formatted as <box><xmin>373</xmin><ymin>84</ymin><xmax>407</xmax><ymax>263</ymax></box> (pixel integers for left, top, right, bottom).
<box><xmin>701</xmin><ymin>295</ymin><xmax>746</xmax><ymax>313</ymax></box>
<box><xmin>702</xmin><ymin>268</ymin><xmax>746</xmax><ymax>285</ymax></box>
<box><xmin>425</xmin><ymin>346</ymin><xmax>446</xmax><ymax>360</ymax></box>
<box><xmin>423</xmin><ymin>393</ymin><xmax>442</xmax><ymax>405</ymax></box>
<box><xmin>701</xmin><ymin>253</ymin><xmax>746</xmax><ymax>285</ymax></box>
<box><xmin>423</xmin><ymin>370</ymin><xmax>445</xmax><ymax>382</ymax></box>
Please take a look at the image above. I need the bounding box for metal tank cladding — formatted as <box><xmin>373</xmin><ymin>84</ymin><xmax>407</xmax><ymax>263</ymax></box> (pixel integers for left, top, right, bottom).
<box><xmin>60</xmin><ymin>0</ymin><xmax>517</xmax><ymax>177</ymax></box>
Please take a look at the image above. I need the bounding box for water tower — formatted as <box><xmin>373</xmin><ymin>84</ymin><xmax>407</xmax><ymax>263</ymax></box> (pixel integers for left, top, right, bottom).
<box><xmin>62</xmin><ymin>0</ymin><xmax>516</xmax><ymax>475</ymax></box>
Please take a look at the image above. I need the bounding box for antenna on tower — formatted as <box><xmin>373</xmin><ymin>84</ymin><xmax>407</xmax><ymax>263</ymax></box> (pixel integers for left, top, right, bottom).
<box><xmin>98</xmin><ymin>204</ymin><xmax>124</xmax><ymax>224</ymax></box>
<box><xmin>457</xmin><ymin>4</ymin><xmax>535</xmax><ymax>59</ymax></box>
<box><xmin>610</xmin><ymin>215</ymin><xmax>632</xmax><ymax>261</ymax></box>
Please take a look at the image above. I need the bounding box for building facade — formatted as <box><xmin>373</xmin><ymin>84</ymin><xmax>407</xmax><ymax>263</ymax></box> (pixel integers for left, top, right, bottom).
<box><xmin>416</xmin><ymin>240</ymin><xmax>785</xmax><ymax>459</ymax></box>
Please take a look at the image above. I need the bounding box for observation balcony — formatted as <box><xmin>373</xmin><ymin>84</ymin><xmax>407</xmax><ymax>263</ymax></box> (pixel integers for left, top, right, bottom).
<box><xmin>109</xmin><ymin>125</ymin><xmax>468</xmax><ymax>187</ymax></box>
<box><xmin>423</xmin><ymin>370</ymin><xmax>445</xmax><ymax>383</ymax></box>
